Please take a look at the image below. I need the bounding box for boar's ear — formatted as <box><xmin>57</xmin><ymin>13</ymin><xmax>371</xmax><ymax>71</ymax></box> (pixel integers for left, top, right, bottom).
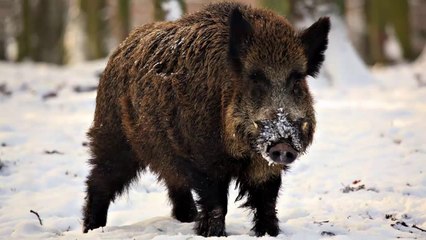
<box><xmin>229</xmin><ymin>7</ymin><xmax>253</xmax><ymax>72</ymax></box>
<box><xmin>300</xmin><ymin>17</ymin><xmax>330</xmax><ymax>77</ymax></box>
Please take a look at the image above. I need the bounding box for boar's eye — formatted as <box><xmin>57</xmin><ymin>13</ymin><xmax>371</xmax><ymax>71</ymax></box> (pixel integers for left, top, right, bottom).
<box><xmin>288</xmin><ymin>70</ymin><xmax>304</xmax><ymax>82</ymax></box>
<box><xmin>248</xmin><ymin>69</ymin><xmax>270</xmax><ymax>105</ymax></box>
<box><xmin>249</xmin><ymin>69</ymin><xmax>270</xmax><ymax>85</ymax></box>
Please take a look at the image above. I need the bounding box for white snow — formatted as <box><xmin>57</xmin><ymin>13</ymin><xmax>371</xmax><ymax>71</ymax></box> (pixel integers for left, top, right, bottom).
<box><xmin>384</xmin><ymin>25</ymin><xmax>403</xmax><ymax>63</ymax></box>
<box><xmin>1</xmin><ymin>32</ymin><xmax>426</xmax><ymax>240</ymax></box>
<box><xmin>161</xmin><ymin>0</ymin><xmax>183</xmax><ymax>21</ymax></box>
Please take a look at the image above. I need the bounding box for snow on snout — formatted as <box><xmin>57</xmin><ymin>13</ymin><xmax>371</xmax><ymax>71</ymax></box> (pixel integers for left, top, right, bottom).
<box><xmin>255</xmin><ymin>108</ymin><xmax>303</xmax><ymax>165</ymax></box>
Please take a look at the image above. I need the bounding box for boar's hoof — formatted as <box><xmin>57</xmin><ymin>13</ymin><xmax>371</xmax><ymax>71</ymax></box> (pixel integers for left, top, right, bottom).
<box><xmin>83</xmin><ymin>215</ymin><xmax>105</xmax><ymax>233</ymax></box>
<box><xmin>268</xmin><ymin>143</ymin><xmax>298</xmax><ymax>164</ymax></box>
<box><xmin>195</xmin><ymin>211</ymin><xmax>227</xmax><ymax>237</ymax></box>
<box><xmin>253</xmin><ymin>219</ymin><xmax>280</xmax><ymax>237</ymax></box>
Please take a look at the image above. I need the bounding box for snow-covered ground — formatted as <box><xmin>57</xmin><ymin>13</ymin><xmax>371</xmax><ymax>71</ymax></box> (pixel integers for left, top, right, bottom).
<box><xmin>1</xmin><ymin>55</ymin><xmax>426</xmax><ymax>239</ymax></box>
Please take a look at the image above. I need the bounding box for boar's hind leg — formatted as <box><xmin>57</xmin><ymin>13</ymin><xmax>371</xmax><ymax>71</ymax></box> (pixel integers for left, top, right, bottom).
<box><xmin>166</xmin><ymin>183</ymin><xmax>197</xmax><ymax>223</ymax></box>
<box><xmin>237</xmin><ymin>175</ymin><xmax>282</xmax><ymax>237</ymax></box>
<box><xmin>83</xmin><ymin>129</ymin><xmax>143</xmax><ymax>233</ymax></box>
<box><xmin>192</xmin><ymin>174</ymin><xmax>231</xmax><ymax>237</ymax></box>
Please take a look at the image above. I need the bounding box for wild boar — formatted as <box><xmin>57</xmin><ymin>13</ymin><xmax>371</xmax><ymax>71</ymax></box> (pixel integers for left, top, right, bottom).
<box><xmin>83</xmin><ymin>2</ymin><xmax>329</xmax><ymax>237</ymax></box>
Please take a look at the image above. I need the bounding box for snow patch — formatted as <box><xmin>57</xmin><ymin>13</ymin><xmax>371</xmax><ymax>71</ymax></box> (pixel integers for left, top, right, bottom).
<box><xmin>161</xmin><ymin>0</ymin><xmax>183</xmax><ymax>21</ymax></box>
<box><xmin>384</xmin><ymin>25</ymin><xmax>403</xmax><ymax>63</ymax></box>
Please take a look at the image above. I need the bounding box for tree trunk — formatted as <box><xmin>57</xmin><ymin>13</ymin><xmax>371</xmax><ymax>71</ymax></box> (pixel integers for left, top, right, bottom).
<box><xmin>17</xmin><ymin>0</ymin><xmax>30</xmax><ymax>62</ymax></box>
<box><xmin>80</xmin><ymin>0</ymin><xmax>108</xmax><ymax>60</ymax></box>
<box><xmin>109</xmin><ymin>0</ymin><xmax>130</xmax><ymax>43</ymax></box>
<box><xmin>0</xmin><ymin>0</ymin><xmax>13</xmax><ymax>60</ymax></box>
<box><xmin>117</xmin><ymin>0</ymin><xmax>130</xmax><ymax>40</ymax></box>
<box><xmin>387</xmin><ymin>0</ymin><xmax>412</xmax><ymax>60</ymax></box>
<box><xmin>17</xmin><ymin>0</ymin><xmax>67</xmax><ymax>64</ymax></box>
<box><xmin>344</xmin><ymin>0</ymin><xmax>369</xmax><ymax>64</ymax></box>
<box><xmin>0</xmin><ymin>39</ymin><xmax>4</xmax><ymax>60</ymax></box>
<box><xmin>33</xmin><ymin>0</ymin><xmax>67</xmax><ymax>64</ymax></box>
<box><xmin>365</xmin><ymin>0</ymin><xmax>412</xmax><ymax>64</ymax></box>
<box><xmin>409</xmin><ymin>0</ymin><xmax>426</xmax><ymax>57</ymax></box>
<box><xmin>0</xmin><ymin>18</ymin><xmax>5</xmax><ymax>60</ymax></box>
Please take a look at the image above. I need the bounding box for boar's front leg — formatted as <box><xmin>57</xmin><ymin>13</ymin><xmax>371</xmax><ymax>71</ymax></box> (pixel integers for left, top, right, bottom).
<box><xmin>238</xmin><ymin>174</ymin><xmax>282</xmax><ymax>237</ymax></box>
<box><xmin>192</xmin><ymin>173</ymin><xmax>231</xmax><ymax>237</ymax></box>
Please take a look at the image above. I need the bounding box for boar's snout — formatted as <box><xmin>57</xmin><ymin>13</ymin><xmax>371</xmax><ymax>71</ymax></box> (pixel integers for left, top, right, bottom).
<box><xmin>268</xmin><ymin>143</ymin><xmax>298</xmax><ymax>164</ymax></box>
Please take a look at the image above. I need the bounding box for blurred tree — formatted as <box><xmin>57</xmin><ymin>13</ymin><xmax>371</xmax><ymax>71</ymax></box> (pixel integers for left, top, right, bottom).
<box><xmin>17</xmin><ymin>0</ymin><xmax>67</xmax><ymax>64</ymax></box>
<box><xmin>80</xmin><ymin>0</ymin><xmax>108</xmax><ymax>60</ymax></box>
<box><xmin>0</xmin><ymin>38</ymin><xmax>4</xmax><ymax>60</ymax></box>
<box><xmin>153</xmin><ymin>0</ymin><xmax>186</xmax><ymax>21</ymax></box>
<box><xmin>366</xmin><ymin>0</ymin><xmax>413</xmax><ymax>64</ymax></box>
<box><xmin>117</xmin><ymin>0</ymin><xmax>130</xmax><ymax>40</ymax></box>
<box><xmin>259</xmin><ymin>0</ymin><xmax>291</xmax><ymax>16</ymax></box>
<box><xmin>17</xmin><ymin>0</ymin><xmax>30</xmax><ymax>61</ymax></box>
<box><xmin>384</xmin><ymin>1</ymin><xmax>413</xmax><ymax>61</ymax></box>
<box><xmin>0</xmin><ymin>11</ymin><xmax>6</xmax><ymax>59</ymax></box>
<box><xmin>109</xmin><ymin>0</ymin><xmax>131</xmax><ymax>42</ymax></box>
<box><xmin>0</xmin><ymin>0</ymin><xmax>12</xmax><ymax>60</ymax></box>
<box><xmin>409</xmin><ymin>0</ymin><xmax>426</xmax><ymax>55</ymax></box>
<box><xmin>344</xmin><ymin>0</ymin><xmax>369</xmax><ymax>63</ymax></box>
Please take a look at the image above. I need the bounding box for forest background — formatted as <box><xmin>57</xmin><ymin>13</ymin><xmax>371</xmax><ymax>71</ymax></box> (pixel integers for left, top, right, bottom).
<box><xmin>0</xmin><ymin>0</ymin><xmax>425</xmax><ymax>67</ymax></box>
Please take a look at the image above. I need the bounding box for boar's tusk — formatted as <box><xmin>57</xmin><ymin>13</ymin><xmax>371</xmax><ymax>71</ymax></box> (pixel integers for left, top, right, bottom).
<box><xmin>302</xmin><ymin>121</ymin><xmax>309</xmax><ymax>133</ymax></box>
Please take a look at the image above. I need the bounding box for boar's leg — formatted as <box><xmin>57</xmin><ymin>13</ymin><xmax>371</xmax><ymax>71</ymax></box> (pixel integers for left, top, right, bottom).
<box><xmin>238</xmin><ymin>175</ymin><xmax>282</xmax><ymax>236</ymax></box>
<box><xmin>192</xmin><ymin>174</ymin><xmax>231</xmax><ymax>237</ymax></box>
<box><xmin>83</xmin><ymin>129</ymin><xmax>143</xmax><ymax>233</ymax></box>
<box><xmin>166</xmin><ymin>183</ymin><xmax>198</xmax><ymax>222</ymax></box>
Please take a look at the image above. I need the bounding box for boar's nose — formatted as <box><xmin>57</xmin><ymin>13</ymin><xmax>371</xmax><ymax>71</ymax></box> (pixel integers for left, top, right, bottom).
<box><xmin>268</xmin><ymin>143</ymin><xmax>298</xmax><ymax>164</ymax></box>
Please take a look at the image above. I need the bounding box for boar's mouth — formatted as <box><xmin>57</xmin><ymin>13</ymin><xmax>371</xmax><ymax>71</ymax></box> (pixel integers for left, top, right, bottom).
<box><xmin>254</xmin><ymin>110</ymin><xmax>303</xmax><ymax>166</ymax></box>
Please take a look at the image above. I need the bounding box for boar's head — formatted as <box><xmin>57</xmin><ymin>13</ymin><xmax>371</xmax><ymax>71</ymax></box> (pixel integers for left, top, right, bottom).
<box><xmin>225</xmin><ymin>7</ymin><xmax>330</xmax><ymax>165</ymax></box>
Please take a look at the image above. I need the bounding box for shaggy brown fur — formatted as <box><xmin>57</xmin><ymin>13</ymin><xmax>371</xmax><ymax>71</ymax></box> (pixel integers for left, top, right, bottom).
<box><xmin>83</xmin><ymin>2</ymin><xmax>330</xmax><ymax>237</ymax></box>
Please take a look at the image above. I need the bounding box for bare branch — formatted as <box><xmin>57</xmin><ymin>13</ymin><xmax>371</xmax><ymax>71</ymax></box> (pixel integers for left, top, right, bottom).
<box><xmin>30</xmin><ymin>210</ymin><xmax>43</xmax><ymax>226</ymax></box>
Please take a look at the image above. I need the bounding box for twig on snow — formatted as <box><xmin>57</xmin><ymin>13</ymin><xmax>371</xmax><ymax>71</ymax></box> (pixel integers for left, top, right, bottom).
<box><xmin>412</xmin><ymin>224</ymin><xmax>426</xmax><ymax>232</ymax></box>
<box><xmin>30</xmin><ymin>210</ymin><xmax>43</xmax><ymax>226</ymax></box>
<box><xmin>44</xmin><ymin>150</ymin><xmax>64</xmax><ymax>155</ymax></box>
<box><xmin>321</xmin><ymin>231</ymin><xmax>336</xmax><ymax>236</ymax></box>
